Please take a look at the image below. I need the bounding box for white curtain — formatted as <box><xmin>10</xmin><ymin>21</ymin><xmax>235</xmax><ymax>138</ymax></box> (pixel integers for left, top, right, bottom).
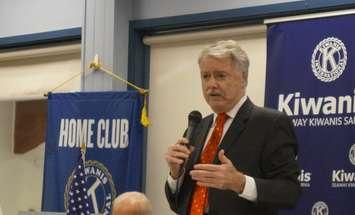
<box><xmin>0</xmin><ymin>43</ymin><xmax>81</xmax><ymax>101</ymax></box>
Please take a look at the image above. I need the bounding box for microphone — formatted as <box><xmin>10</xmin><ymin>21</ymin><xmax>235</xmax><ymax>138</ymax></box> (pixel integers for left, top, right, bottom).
<box><xmin>175</xmin><ymin>110</ymin><xmax>202</xmax><ymax>199</ymax></box>
<box><xmin>184</xmin><ymin>110</ymin><xmax>202</xmax><ymax>146</ymax></box>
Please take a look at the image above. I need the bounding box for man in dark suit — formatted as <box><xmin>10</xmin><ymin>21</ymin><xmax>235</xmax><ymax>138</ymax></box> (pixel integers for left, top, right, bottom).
<box><xmin>164</xmin><ymin>40</ymin><xmax>301</xmax><ymax>215</ymax></box>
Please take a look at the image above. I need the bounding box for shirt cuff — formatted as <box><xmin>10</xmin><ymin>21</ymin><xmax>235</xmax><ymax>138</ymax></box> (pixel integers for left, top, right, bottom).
<box><xmin>167</xmin><ymin>171</ymin><xmax>185</xmax><ymax>194</ymax></box>
<box><xmin>238</xmin><ymin>175</ymin><xmax>257</xmax><ymax>202</ymax></box>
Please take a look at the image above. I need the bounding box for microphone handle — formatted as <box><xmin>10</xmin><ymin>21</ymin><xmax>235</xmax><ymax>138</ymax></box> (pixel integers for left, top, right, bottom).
<box><xmin>175</xmin><ymin>135</ymin><xmax>195</xmax><ymax>200</ymax></box>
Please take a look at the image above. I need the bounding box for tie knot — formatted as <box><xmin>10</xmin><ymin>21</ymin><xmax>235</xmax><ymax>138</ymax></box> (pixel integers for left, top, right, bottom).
<box><xmin>216</xmin><ymin>113</ymin><xmax>227</xmax><ymax>125</ymax></box>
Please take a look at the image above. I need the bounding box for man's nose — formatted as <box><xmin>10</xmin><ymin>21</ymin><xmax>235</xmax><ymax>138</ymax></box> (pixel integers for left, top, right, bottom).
<box><xmin>206</xmin><ymin>77</ymin><xmax>218</xmax><ymax>88</ymax></box>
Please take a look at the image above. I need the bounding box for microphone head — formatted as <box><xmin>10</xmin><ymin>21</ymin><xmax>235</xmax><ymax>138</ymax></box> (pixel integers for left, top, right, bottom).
<box><xmin>185</xmin><ymin>110</ymin><xmax>202</xmax><ymax>143</ymax></box>
<box><xmin>188</xmin><ymin>110</ymin><xmax>202</xmax><ymax>126</ymax></box>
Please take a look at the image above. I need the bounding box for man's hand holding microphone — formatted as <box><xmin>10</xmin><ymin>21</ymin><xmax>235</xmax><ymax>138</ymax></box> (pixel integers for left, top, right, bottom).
<box><xmin>165</xmin><ymin>110</ymin><xmax>202</xmax><ymax>179</ymax></box>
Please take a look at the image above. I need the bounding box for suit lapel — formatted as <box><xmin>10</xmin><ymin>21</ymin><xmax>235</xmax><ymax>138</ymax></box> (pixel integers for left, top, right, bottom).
<box><xmin>215</xmin><ymin>99</ymin><xmax>254</xmax><ymax>162</ymax></box>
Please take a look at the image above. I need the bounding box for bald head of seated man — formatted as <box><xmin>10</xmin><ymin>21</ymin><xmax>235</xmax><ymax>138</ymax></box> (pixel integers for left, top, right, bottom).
<box><xmin>112</xmin><ymin>191</ymin><xmax>152</xmax><ymax>215</ymax></box>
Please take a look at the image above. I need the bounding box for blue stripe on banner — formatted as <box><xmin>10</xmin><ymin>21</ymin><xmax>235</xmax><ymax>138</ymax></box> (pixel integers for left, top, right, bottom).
<box><xmin>265</xmin><ymin>14</ymin><xmax>355</xmax><ymax>214</ymax></box>
<box><xmin>41</xmin><ymin>91</ymin><xmax>143</xmax><ymax>214</ymax></box>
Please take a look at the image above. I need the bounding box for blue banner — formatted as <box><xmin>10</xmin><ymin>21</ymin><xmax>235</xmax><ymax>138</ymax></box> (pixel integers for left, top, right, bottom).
<box><xmin>42</xmin><ymin>91</ymin><xmax>143</xmax><ymax>214</ymax></box>
<box><xmin>265</xmin><ymin>15</ymin><xmax>355</xmax><ymax>214</ymax></box>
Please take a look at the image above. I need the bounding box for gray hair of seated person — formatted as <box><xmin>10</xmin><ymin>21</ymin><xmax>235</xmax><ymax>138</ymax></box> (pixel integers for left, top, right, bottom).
<box><xmin>112</xmin><ymin>191</ymin><xmax>152</xmax><ymax>215</ymax></box>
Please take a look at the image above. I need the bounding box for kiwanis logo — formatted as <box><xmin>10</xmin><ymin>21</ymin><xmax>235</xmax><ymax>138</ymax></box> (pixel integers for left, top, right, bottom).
<box><xmin>311</xmin><ymin>201</ymin><xmax>329</xmax><ymax>215</ymax></box>
<box><xmin>65</xmin><ymin>160</ymin><xmax>117</xmax><ymax>215</ymax></box>
<box><xmin>349</xmin><ymin>144</ymin><xmax>355</xmax><ymax>166</ymax></box>
<box><xmin>331</xmin><ymin>145</ymin><xmax>355</xmax><ymax>188</ymax></box>
<box><xmin>311</xmin><ymin>37</ymin><xmax>347</xmax><ymax>82</ymax></box>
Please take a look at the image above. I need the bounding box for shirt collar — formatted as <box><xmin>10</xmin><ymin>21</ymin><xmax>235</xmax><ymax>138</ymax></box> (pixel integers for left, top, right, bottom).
<box><xmin>213</xmin><ymin>95</ymin><xmax>247</xmax><ymax>122</ymax></box>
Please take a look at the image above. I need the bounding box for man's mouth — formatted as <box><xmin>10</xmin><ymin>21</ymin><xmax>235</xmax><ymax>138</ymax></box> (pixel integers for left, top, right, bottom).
<box><xmin>208</xmin><ymin>92</ymin><xmax>222</xmax><ymax>97</ymax></box>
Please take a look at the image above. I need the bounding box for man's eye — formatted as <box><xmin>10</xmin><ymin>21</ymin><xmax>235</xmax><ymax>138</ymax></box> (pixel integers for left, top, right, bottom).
<box><xmin>202</xmin><ymin>74</ymin><xmax>210</xmax><ymax>79</ymax></box>
<box><xmin>216</xmin><ymin>74</ymin><xmax>226</xmax><ymax>80</ymax></box>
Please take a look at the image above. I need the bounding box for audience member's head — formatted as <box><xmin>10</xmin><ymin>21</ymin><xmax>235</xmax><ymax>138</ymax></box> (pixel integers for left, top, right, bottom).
<box><xmin>112</xmin><ymin>191</ymin><xmax>152</xmax><ymax>215</ymax></box>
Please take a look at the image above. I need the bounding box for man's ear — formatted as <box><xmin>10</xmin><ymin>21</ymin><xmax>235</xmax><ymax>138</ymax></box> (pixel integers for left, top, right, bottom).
<box><xmin>242</xmin><ymin>78</ymin><xmax>247</xmax><ymax>89</ymax></box>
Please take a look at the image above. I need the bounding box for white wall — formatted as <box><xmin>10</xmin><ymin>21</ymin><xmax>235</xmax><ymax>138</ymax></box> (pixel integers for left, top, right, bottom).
<box><xmin>0</xmin><ymin>0</ymin><xmax>302</xmax><ymax>38</ymax></box>
<box><xmin>133</xmin><ymin>0</ymin><xmax>300</xmax><ymax>19</ymax></box>
<box><xmin>0</xmin><ymin>102</ymin><xmax>45</xmax><ymax>215</ymax></box>
<box><xmin>0</xmin><ymin>0</ymin><xmax>84</xmax><ymax>37</ymax></box>
<box><xmin>0</xmin><ymin>42</ymin><xmax>81</xmax><ymax>214</ymax></box>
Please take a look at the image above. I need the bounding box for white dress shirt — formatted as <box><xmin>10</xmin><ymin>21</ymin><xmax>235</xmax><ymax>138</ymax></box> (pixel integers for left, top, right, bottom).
<box><xmin>167</xmin><ymin>95</ymin><xmax>257</xmax><ymax>202</ymax></box>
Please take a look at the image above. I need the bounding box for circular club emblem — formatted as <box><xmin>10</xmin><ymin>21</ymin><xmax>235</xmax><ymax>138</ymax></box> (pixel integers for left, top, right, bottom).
<box><xmin>311</xmin><ymin>37</ymin><xmax>347</xmax><ymax>82</ymax></box>
<box><xmin>349</xmin><ymin>144</ymin><xmax>355</xmax><ymax>166</ymax></box>
<box><xmin>65</xmin><ymin>160</ymin><xmax>117</xmax><ymax>214</ymax></box>
<box><xmin>311</xmin><ymin>201</ymin><xmax>329</xmax><ymax>215</ymax></box>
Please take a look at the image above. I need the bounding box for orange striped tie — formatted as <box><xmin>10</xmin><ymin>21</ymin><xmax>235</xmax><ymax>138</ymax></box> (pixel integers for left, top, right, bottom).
<box><xmin>189</xmin><ymin>113</ymin><xmax>227</xmax><ymax>215</ymax></box>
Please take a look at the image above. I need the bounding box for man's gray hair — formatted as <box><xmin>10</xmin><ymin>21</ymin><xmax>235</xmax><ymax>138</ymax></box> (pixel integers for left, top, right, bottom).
<box><xmin>199</xmin><ymin>40</ymin><xmax>250</xmax><ymax>80</ymax></box>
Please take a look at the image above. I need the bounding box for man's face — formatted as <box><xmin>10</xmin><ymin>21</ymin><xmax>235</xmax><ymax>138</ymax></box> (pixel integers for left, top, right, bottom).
<box><xmin>199</xmin><ymin>56</ymin><xmax>246</xmax><ymax>113</ymax></box>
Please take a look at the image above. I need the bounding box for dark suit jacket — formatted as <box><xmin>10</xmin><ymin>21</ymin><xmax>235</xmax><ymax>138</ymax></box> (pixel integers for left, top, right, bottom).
<box><xmin>165</xmin><ymin>98</ymin><xmax>301</xmax><ymax>215</ymax></box>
